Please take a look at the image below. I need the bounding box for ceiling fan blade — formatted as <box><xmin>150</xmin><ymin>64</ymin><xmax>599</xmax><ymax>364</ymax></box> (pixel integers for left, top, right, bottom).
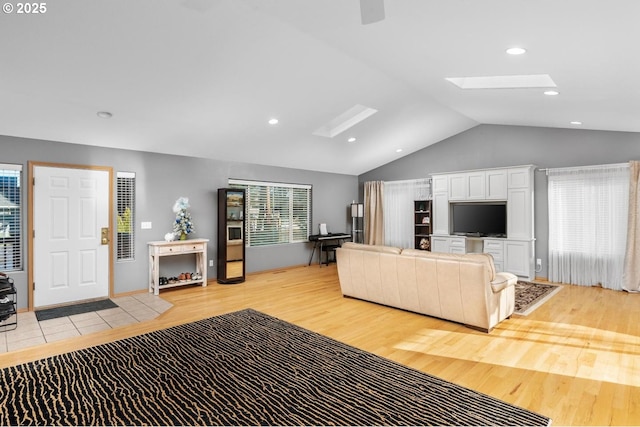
<box><xmin>360</xmin><ymin>0</ymin><xmax>385</xmax><ymax>25</ymax></box>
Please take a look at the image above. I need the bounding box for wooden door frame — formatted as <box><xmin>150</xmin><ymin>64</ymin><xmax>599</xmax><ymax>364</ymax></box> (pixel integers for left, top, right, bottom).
<box><xmin>27</xmin><ymin>161</ymin><xmax>114</xmax><ymax>311</ymax></box>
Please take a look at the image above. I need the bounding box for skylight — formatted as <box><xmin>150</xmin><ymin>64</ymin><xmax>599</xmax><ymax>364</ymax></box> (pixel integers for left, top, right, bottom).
<box><xmin>313</xmin><ymin>104</ymin><xmax>378</xmax><ymax>138</ymax></box>
<box><xmin>445</xmin><ymin>74</ymin><xmax>557</xmax><ymax>90</ymax></box>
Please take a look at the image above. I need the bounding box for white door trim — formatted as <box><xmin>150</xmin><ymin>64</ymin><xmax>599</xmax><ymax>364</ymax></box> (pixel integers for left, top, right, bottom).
<box><xmin>28</xmin><ymin>161</ymin><xmax>114</xmax><ymax>311</ymax></box>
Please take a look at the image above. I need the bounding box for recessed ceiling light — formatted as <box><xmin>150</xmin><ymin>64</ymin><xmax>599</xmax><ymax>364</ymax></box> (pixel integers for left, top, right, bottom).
<box><xmin>97</xmin><ymin>111</ymin><xmax>113</xmax><ymax>119</ymax></box>
<box><xmin>570</xmin><ymin>121</ymin><xmax>583</xmax><ymax>125</ymax></box>
<box><xmin>506</xmin><ymin>47</ymin><xmax>527</xmax><ymax>55</ymax></box>
<box><xmin>268</xmin><ymin>118</ymin><xmax>279</xmax><ymax>125</ymax></box>
<box><xmin>396</xmin><ymin>148</ymin><xmax>403</xmax><ymax>153</ymax></box>
<box><xmin>347</xmin><ymin>137</ymin><xmax>356</xmax><ymax>143</ymax></box>
<box><xmin>544</xmin><ymin>90</ymin><xmax>559</xmax><ymax>96</ymax></box>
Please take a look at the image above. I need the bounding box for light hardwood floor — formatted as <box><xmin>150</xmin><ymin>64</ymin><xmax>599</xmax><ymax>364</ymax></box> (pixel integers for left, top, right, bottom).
<box><xmin>2</xmin><ymin>264</ymin><xmax>640</xmax><ymax>426</ymax></box>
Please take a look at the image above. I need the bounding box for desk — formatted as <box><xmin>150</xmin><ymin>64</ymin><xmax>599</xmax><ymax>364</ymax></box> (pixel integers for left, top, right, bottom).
<box><xmin>148</xmin><ymin>239</ymin><xmax>209</xmax><ymax>295</ymax></box>
<box><xmin>308</xmin><ymin>233</ymin><xmax>351</xmax><ymax>266</ymax></box>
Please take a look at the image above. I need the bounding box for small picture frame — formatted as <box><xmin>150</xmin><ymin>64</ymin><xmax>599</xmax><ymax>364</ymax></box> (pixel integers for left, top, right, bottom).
<box><xmin>422</xmin><ymin>217</ymin><xmax>430</xmax><ymax>224</ymax></box>
<box><xmin>319</xmin><ymin>223</ymin><xmax>328</xmax><ymax>235</ymax></box>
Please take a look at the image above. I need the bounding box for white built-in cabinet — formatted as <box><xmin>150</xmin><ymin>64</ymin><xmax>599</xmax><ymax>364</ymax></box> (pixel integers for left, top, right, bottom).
<box><xmin>430</xmin><ymin>165</ymin><xmax>535</xmax><ymax>280</ymax></box>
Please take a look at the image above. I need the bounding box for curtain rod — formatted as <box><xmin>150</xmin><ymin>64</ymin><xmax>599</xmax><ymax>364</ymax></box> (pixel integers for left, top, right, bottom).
<box><xmin>383</xmin><ymin>177</ymin><xmax>432</xmax><ymax>184</ymax></box>
<box><xmin>537</xmin><ymin>162</ymin><xmax>629</xmax><ymax>175</ymax></box>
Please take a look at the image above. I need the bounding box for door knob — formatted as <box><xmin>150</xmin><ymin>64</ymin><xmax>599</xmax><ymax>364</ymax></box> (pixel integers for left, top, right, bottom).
<box><xmin>101</xmin><ymin>227</ymin><xmax>109</xmax><ymax>245</ymax></box>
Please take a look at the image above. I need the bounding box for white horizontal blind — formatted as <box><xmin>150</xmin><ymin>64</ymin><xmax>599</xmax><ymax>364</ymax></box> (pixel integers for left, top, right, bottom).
<box><xmin>548</xmin><ymin>163</ymin><xmax>629</xmax><ymax>290</ymax></box>
<box><xmin>0</xmin><ymin>164</ymin><xmax>22</xmax><ymax>271</ymax></box>
<box><xmin>116</xmin><ymin>172</ymin><xmax>135</xmax><ymax>261</ymax></box>
<box><xmin>229</xmin><ymin>179</ymin><xmax>311</xmax><ymax>247</ymax></box>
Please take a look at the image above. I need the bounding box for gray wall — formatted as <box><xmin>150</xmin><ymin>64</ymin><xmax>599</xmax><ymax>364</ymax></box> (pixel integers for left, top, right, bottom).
<box><xmin>359</xmin><ymin>124</ymin><xmax>640</xmax><ymax>278</ymax></box>
<box><xmin>2</xmin><ymin>135</ymin><xmax>358</xmax><ymax>309</ymax></box>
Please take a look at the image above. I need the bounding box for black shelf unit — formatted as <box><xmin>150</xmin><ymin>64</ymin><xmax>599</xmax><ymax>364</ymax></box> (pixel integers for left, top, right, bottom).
<box><xmin>0</xmin><ymin>279</ymin><xmax>17</xmax><ymax>331</ymax></box>
<box><xmin>414</xmin><ymin>200</ymin><xmax>432</xmax><ymax>251</ymax></box>
<box><xmin>217</xmin><ymin>188</ymin><xmax>246</xmax><ymax>284</ymax></box>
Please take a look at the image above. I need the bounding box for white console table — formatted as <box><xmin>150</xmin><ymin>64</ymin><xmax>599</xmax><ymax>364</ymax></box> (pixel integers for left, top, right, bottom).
<box><xmin>148</xmin><ymin>239</ymin><xmax>209</xmax><ymax>295</ymax></box>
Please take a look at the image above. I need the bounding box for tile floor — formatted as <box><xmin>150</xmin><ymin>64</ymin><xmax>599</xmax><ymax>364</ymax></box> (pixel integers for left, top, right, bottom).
<box><xmin>0</xmin><ymin>293</ymin><xmax>173</xmax><ymax>353</ymax></box>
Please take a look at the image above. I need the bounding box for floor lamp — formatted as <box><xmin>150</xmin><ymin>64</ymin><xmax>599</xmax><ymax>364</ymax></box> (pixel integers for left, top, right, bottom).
<box><xmin>351</xmin><ymin>202</ymin><xmax>364</xmax><ymax>243</ymax></box>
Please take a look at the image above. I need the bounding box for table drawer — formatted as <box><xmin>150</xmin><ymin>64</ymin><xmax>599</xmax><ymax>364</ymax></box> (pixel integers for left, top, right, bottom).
<box><xmin>184</xmin><ymin>243</ymin><xmax>205</xmax><ymax>252</ymax></box>
<box><xmin>157</xmin><ymin>245</ymin><xmax>182</xmax><ymax>255</ymax></box>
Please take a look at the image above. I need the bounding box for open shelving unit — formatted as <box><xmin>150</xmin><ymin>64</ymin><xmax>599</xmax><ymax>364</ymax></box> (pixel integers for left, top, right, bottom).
<box><xmin>414</xmin><ymin>200</ymin><xmax>432</xmax><ymax>250</ymax></box>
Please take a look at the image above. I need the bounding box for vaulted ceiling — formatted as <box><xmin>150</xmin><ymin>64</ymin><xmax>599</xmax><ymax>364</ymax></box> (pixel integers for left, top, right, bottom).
<box><xmin>1</xmin><ymin>1</ymin><xmax>638</xmax><ymax>175</ymax></box>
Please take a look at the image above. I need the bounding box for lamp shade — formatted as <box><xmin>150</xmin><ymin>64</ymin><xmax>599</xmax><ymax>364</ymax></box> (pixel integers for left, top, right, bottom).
<box><xmin>351</xmin><ymin>202</ymin><xmax>364</xmax><ymax>218</ymax></box>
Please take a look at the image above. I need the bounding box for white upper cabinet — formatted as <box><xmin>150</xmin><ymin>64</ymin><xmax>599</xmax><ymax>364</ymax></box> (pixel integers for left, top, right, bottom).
<box><xmin>448</xmin><ymin>174</ymin><xmax>467</xmax><ymax>200</ymax></box>
<box><xmin>466</xmin><ymin>171</ymin><xmax>486</xmax><ymax>199</ymax></box>
<box><xmin>508</xmin><ymin>167</ymin><xmax>531</xmax><ymax>188</ymax></box>
<box><xmin>446</xmin><ymin>169</ymin><xmax>508</xmax><ymax>201</ymax></box>
<box><xmin>485</xmin><ymin>169</ymin><xmax>508</xmax><ymax>200</ymax></box>
<box><xmin>432</xmin><ymin>175</ymin><xmax>448</xmax><ymax>194</ymax></box>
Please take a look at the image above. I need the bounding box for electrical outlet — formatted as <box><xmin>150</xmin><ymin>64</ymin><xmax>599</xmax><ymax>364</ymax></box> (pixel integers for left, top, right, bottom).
<box><xmin>536</xmin><ymin>258</ymin><xmax>542</xmax><ymax>270</ymax></box>
<box><xmin>140</xmin><ymin>221</ymin><xmax>152</xmax><ymax>229</ymax></box>
<box><xmin>209</xmin><ymin>260</ymin><xmax>214</xmax><ymax>267</ymax></box>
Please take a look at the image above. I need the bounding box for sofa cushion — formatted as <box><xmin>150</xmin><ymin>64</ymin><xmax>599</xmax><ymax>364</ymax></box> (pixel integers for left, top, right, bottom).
<box><xmin>401</xmin><ymin>250</ymin><xmax>496</xmax><ymax>281</ymax></box>
<box><xmin>340</xmin><ymin>242</ymin><xmax>402</xmax><ymax>255</ymax></box>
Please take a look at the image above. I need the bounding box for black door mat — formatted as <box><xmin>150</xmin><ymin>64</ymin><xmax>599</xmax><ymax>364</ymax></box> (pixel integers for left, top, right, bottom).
<box><xmin>35</xmin><ymin>299</ymin><xmax>118</xmax><ymax>322</ymax></box>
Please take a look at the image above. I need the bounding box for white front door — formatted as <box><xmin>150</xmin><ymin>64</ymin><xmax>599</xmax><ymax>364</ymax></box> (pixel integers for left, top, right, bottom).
<box><xmin>33</xmin><ymin>166</ymin><xmax>111</xmax><ymax>307</ymax></box>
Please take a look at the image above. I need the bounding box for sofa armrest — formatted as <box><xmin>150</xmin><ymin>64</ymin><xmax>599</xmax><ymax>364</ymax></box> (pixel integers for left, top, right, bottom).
<box><xmin>490</xmin><ymin>272</ymin><xmax>517</xmax><ymax>293</ymax></box>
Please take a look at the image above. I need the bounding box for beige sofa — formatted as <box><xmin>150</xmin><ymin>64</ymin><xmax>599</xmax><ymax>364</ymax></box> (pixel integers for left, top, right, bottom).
<box><xmin>336</xmin><ymin>242</ymin><xmax>517</xmax><ymax>332</ymax></box>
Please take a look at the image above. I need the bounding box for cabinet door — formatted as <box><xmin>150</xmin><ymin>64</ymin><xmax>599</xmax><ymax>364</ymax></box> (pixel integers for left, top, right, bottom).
<box><xmin>486</xmin><ymin>170</ymin><xmax>508</xmax><ymax>199</ymax></box>
<box><xmin>431</xmin><ymin>237</ymin><xmax>449</xmax><ymax>253</ymax></box>
<box><xmin>508</xmin><ymin>167</ymin><xmax>531</xmax><ymax>189</ymax></box>
<box><xmin>505</xmin><ymin>240</ymin><xmax>532</xmax><ymax>278</ymax></box>
<box><xmin>432</xmin><ymin>192</ymin><xmax>449</xmax><ymax>235</ymax></box>
<box><xmin>507</xmin><ymin>187</ymin><xmax>532</xmax><ymax>239</ymax></box>
<box><xmin>448</xmin><ymin>174</ymin><xmax>467</xmax><ymax>200</ymax></box>
<box><xmin>466</xmin><ymin>172</ymin><xmax>486</xmax><ymax>199</ymax></box>
<box><xmin>432</xmin><ymin>175</ymin><xmax>448</xmax><ymax>193</ymax></box>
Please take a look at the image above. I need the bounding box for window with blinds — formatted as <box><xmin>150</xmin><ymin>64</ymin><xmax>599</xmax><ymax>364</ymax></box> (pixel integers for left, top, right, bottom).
<box><xmin>116</xmin><ymin>172</ymin><xmax>136</xmax><ymax>261</ymax></box>
<box><xmin>0</xmin><ymin>164</ymin><xmax>22</xmax><ymax>271</ymax></box>
<box><xmin>229</xmin><ymin>179</ymin><xmax>312</xmax><ymax>247</ymax></box>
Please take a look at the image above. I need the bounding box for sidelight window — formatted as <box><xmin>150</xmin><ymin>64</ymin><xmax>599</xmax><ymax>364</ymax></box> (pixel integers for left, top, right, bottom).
<box><xmin>0</xmin><ymin>164</ymin><xmax>22</xmax><ymax>271</ymax></box>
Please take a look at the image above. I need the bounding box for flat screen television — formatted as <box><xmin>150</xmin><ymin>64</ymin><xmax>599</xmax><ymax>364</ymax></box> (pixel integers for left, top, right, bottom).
<box><xmin>450</xmin><ymin>202</ymin><xmax>507</xmax><ymax>237</ymax></box>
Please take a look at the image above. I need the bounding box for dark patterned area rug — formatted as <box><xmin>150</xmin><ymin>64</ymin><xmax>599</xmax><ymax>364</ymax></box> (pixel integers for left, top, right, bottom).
<box><xmin>515</xmin><ymin>281</ymin><xmax>562</xmax><ymax>315</ymax></box>
<box><xmin>0</xmin><ymin>309</ymin><xmax>551</xmax><ymax>426</ymax></box>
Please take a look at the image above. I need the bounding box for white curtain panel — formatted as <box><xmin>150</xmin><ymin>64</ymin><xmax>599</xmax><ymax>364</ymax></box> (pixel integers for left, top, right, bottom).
<box><xmin>383</xmin><ymin>179</ymin><xmax>431</xmax><ymax>248</ymax></box>
<box><xmin>548</xmin><ymin>163</ymin><xmax>629</xmax><ymax>290</ymax></box>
